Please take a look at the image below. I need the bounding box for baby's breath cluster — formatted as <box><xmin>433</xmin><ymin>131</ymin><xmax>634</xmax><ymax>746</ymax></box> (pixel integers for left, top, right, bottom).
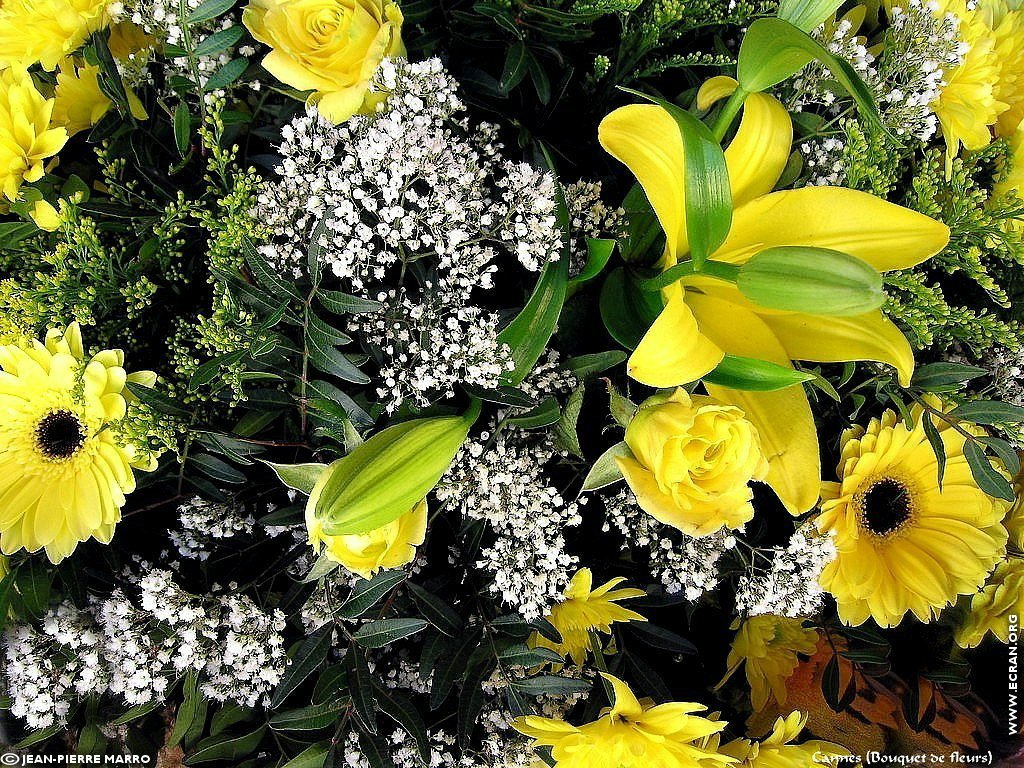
<box><xmin>734</xmin><ymin>528</ymin><xmax>837</xmax><ymax>618</ymax></box>
<box><xmin>3</xmin><ymin>568</ymin><xmax>286</xmax><ymax>729</ymax></box>
<box><xmin>169</xmin><ymin>496</ymin><xmax>257</xmax><ymax>561</ymax></box>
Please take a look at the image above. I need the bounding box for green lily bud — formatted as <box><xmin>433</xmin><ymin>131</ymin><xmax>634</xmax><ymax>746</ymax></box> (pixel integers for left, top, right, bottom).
<box><xmin>777</xmin><ymin>0</ymin><xmax>844</xmax><ymax>32</ymax></box>
<box><xmin>311</xmin><ymin>408</ymin><xmax>476</xmax><ymax>536</ymax></box>
<box><xmin>736</xmin><ymin>245</ymin><xmax>884</xmax><ymax>316</ymax></box>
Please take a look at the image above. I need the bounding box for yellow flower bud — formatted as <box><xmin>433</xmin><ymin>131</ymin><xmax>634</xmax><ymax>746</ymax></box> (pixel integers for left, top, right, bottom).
<box><xmin>311</xmin><ymin>411</ymin><xmax>475</xmax><ymax>536</ymax></box>
<box><xmin>615</xmin><ymin>388</ymin><xmax>769</xmax><ymax>536</ymax></box>
<box><xmin>306</xmin><ymin>497</ymin><xmax>427</xmax><ymax>579</ymax></box>
<box><xmin>242</xmin><ymin>0</ymin><xmax>405</xmax><ymax>124</ymax></box>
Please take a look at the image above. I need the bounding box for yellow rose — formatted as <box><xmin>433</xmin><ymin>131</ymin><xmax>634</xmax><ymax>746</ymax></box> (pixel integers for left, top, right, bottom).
<box><xmin>616</xmin><ymin>388</ymin><xmax>769</xmax><ymax>537</ymax></box>
<box><xmin>242</xmin><ymin>0</ymin><xmax>405</xmax><ymax>124</ymax></box>
<box><xmin>306</xmin><ymin>497</ymin><xmax>427</xmax><ymax>578</ymax></box>
<box><xmin>0</xmin><ymin>69</ymin><xmax>68</xmax><ymax>202</ymax></box>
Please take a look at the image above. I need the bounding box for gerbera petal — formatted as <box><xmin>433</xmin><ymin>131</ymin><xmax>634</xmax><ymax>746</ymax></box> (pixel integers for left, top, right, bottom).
<box><xmin>598</xmin><ymin>103</ymin><xmax>689</xmax><ymax>261</ymax></box>
<box><xmin>715</xmin><ymin>187</ymin><xmax>950</xmax><ymax>270</ymax></box>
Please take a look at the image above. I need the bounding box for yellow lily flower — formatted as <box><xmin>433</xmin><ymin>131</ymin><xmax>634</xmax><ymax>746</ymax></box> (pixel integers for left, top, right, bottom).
<box><xmin>597</xmin><ymin>78</ymin><xmax>950</xmax><ymax>514</ymax></box>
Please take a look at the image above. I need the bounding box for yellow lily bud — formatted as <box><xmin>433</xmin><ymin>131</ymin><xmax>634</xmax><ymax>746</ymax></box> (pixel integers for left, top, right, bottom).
<box><xmin>306</xmin><ymin>497</ymin><xmax>427</xmax><ymax>579</ymax></box>
<box><xmin>311</xmin><ymin>410</ymin><xmax>475</xmax><ymax>536</ymax></box>
<box><xmin>615</xmin><ymin>388</ymin><xmax>769</xmax><ymax>537</ymax></box>
<box><xmin>736</xmin><ymin>245</ymin><xmax>884</xmax><ymax>316</ymax></box>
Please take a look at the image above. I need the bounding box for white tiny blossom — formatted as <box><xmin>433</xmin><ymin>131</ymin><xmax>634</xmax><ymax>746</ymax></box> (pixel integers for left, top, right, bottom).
<box><xmin>734</xmin><ymin>527</ymin><xmax>837</xmax><ymax>617</ymax></box>
<box><xmin>169</xmin><ymin>496</ymin><xmax>257</xmax><ymax>561</ymax></box>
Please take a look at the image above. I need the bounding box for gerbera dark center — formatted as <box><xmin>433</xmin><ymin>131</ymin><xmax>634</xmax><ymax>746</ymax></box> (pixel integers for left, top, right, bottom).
<box><xmin>862</xmin><ymin>477</ymin><xmax>913</xmax><ymax>535</ymax></box>
<box><xmin>35</xmin><ymin>410</ymin><xmax>86</xmax><ymax>460</ymax></box>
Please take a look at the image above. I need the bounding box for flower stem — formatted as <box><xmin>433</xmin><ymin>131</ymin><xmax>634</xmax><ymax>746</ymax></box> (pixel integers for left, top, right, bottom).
<box><xmin>711</xmin><ymin>87</ymin><xmax>749</xmax><ymax>142</ymax></box>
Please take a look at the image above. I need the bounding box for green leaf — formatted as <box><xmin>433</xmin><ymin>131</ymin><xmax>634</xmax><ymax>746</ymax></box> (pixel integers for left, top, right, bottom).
<box><xmin>317</xmin><ymin>290</ymin><xmax>383</xmax><ymax>315</ymax></box>
<box><xmin>301</xmin><ymin>553</ymin><xmax>340</xmax><ymax>583</ymax></box>
<box><xmin>978</xmin><ymin>435</ymin><xmax>1021</xmax><ymax>476</ymax></box>
<box><xmin>14</xmin><ymin>724</ymin><xmax>63</xmax><ymax>749</ymax></box>
<box><xmin>911</xmin><ymin>362</ymin><xmax>987</xmax><ymax>392</ymax></box>
<box><xmin>174</xmin><ymin>101</ymin><xmax>191</xmax><ymax>156</ymax></box>
<box><xmin>262</xmin><ymin>461</ymin><xmax>328</xmax><ymax>494</ymax></box>
<box><xmin>270</xmin><ymin>624</ymin><xmax>334</xmax><ymax>708</ymax></box>
<box><xmin>599</xmin><ymin>267</ymin><xmax>663</xmax><ymax>349</ymax></box>
<box><xmin>408</xmin><ymin>583</ymin><xmax>462</xmax><ymax>636</ymax></box>
<box><xmin>126</xmin><ymin>381</ymin><xmax>192</xmax><ymax>418</ymax></box>
<box><xmin>194</xmin><ymin>25</ymin><xmax>246</xmax><ymax>56</ymax></box>
<box><xmin>186</xmin><ymin>725</ymin><xmax>267</xmax><ymax>764</ymax></box>
<box><xmin>203</xmin><ymin>57</ymin><xmax>249</xmax><ymax>92</ymax></box>
<box><xmin>564</xmin><ymin>351</ymin><xmax>627</xmax><ymax>380</ymax></box>
<box><xmin>921</xmin><ymin>412</ymin><xmax>947</xmax><ymax>487</ymax></box>
<box><xmin>777</xmin><ymin>0</ymin><xmax>844</xmax><ymax>31</ymax></box>
<box><xmin>580</xmin><ymin>441</ymin><xmax>631</xmax><ymax>491</ymax></box>
<box><xmin>281</xmin><ymin>742</ymin><xmax>331</xmax><ymax>768</ymax></box>
<box><xmin>462</xmin><ymin>383</ymin><xmax>538</xmax><ymax>407</ymax></box>
<box><xmin>507</xmin><ymin>397</ymin><xmax>562</xmax><ymax>429</ymax></box>
<box><xmin>629</xmin><ymin>622</ymin><xmax>697</xmax><ymax>654</ymax></box>
<box><xmin>500</xmin><ymin>41</ymin><xmax>530</xmax><ymax>92</ymax></box>
<box><xmin>186</xmin><ymin>0</ymin><xmax>237</xmax><ymax>24</ymax></box>
<box><xmin>357</xmin><ymin>731</ymin><xmax>396</xmax><ymax>768</ymax></box>
<box><xmin>569</xmin><ymin>238</ymin><xmax>617</xmax><ymax>289</ymax></box>
<box><xmin>620</xmin><ymin>88</ymin><xmax>731</xmax><ymax>269</ymax></box>
<box><xmin>337</xmin><ymin>570</ymin><xmax>408</xmax><ymax>619</ymax></box>
<box><xmin>90</xmin><ymin>31</ymin><xmax>128</xmax><ymax>110</ymax></box>
<box><xmin>619</xmin><ymin>184</ymin><xmax>666</xmax><ymax>265</ymax></box>
<box><xmin>512</xmin><ymin>675</ymin><xmax>592</xmax><ymax>696</ymax></box>
<box><xmin>964</xmin><ymin>439</ymin><xmax>1015</xmax><ymax>502</ymax></box>
<box><xmin>189</xmin><ymin>453</ymin><xmax>246</xmax><ymax>484</ymax></box>
<box><xmin>269</xmin><ymin>701</ymin><xmax>345</xmax><ymax>731</ymax></box>
<box><xmin>737</xmin><ymin>17</ymin><xmax>885</xmax><ymax>134</ymax></box>
<box><xmin>109</xmin><ymin>700</ymin><xmax>162</xmax><ymax>725</ymax></box>
<box><xmin>348</xmin><ymin>645</ymin><xmax>377</xmax><ymax>733</ymax></box>
<box><xmin>951</xmin><ymin>400</ymin><xmax>1024</xmax><ymax>426</ymax></box>
<box><xmin>553</xmin><ymin>385</ymin><xmax>584</xmax><ymax>457</ymax></box>
<box><xmin>306</xmin><ymin>330</ymin><xmax>369</xmax><ymax>384</ymax></box>
<box><xmin>498</xmin><ymin>644</ymin><xmax>564</xmax><ymax>666</ymax></box>
<box><xmin>702</xmin><ymin>354</ymin><xmax>815</xmax><ymax>391</ymax></box>
<box><xmin>606</xmin><ymin>381</ymin><xmax>637</xmax><ymax>427</ymax></box>
<box><xmin>353</xmin><ymin>618</ymin><xmax>429</xmax><ymax>648</ymax></box>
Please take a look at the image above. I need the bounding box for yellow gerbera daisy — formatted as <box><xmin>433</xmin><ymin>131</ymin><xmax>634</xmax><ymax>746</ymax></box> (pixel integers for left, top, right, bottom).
<box><xmin>816</xmin><ymin>406</ymin><xmax>1009</xmax><ymax>627</ymax></box>
<box><xmin>0</xmin><ymin>0</ymin><xmax>111</xmax><ymax>71</ymax></box>
<box><xmin>0</xmin><ymin>69</ymin><xmax>69</xmax><ymax>202</ymax></box>
<box><xmin>717</xmin><ymin>711</ymin><xmax>853</xmax><ymax>767</ymax></box>
<box><xmin>956</xmin><ymin>558</ymin><xmax>1024</xmax><ymax>647</ymax></box>
<box><xmin>513</xmin><ymin>674</ymin><xmax>735</xmax><ymax>768</ymax></box>
<box><xmin>529</xmin><ymin>569</ymin><xmax>646</xmax><ymax>666</ymax></box>
<box><xmin>723</xmin><ymin>615</ymin><xmax>819</xmax><ymax>712</ymax></box>
<box><xmin>0</xmin><ymin>323</ymin><xmax>158</xmax><ymax>563</ymax></box>
<box><xmin>599</xmin><ymin>77</ymin><xmax>949</xmax><ymax>515</ymax></box>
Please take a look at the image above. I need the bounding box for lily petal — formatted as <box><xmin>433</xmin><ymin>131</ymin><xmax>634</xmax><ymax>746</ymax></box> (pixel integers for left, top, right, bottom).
<box><xmin>628</xmin><ymin>291</ymin><xmax>724</xmax><ymax>387</ymax></box>
<box><xmin>599</xmin><ymin>104</ymin><xmax>689</xmax><ymax>261</ymax></box>
<box><xmin>686</xmin><ymin>292</ymin><xmax>821</xmax><ymax>514</ymax></box>
<box><xmin>715</xmin><ymin>187</ymin><xmax>950</xmax><ymax>270</ymax></box>
<box><xmin>758</xmin><ymin>309</ymin><xmax>916</xmax><ymax>387</ymax></box>
<box><xmin>725</xmin><ymin>93</ymin><xmax>793</xmax><ymax>207</ymax></box>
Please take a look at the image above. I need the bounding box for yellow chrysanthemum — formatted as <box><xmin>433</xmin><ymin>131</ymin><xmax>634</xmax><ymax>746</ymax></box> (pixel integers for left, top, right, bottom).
<box><xmin>0</xmin><ymin>323</ymin><xmax>158</xmax><ymax>563</ymax></box>
<box><xmin>956</xmin><ymin>558</ymin><xmax>1024</xmax><ymax>647</ymax></box>
<box><xmin>816</xmin><ymin>405</ymin><xmax>1009</xmax><ymax>628</ymax></box>
<box><xmin>52</xmin><ymin>59</ymin><xmax>112</xmax><ymax>135</ymax></box>
<box><xmin>0</xmin><ymin>69</ymin><xmax>68</xmax><ymax>202</ymax></box>
<box><xmin>717</xmin><ymin>712</ymin><xmax>853</xmax><ymax>767</ymax></box>
<box><xmin>513</xmin><ymin>674</ymin><xmax>736</xmax><ymax>768</ymax></box>
<box><xmin>978</xmin><ymin>0</ymin><xmax>1024</xmax><ymax>137</ymax></box>
<box><xmin>0</xmin><ymin>0</ymin><xmax>111</xmax><ymax>71</ymax></box>
<box><xmin>724</xmin><ymin>616</ymin><xmax>819</xmax><ymax>712</ymax></box>
<box><xmin>306</xmin><ymin>497</ymin><xmax>426</xmax><ymax>579</ymax></box>
<box><xmin>529</xmin><ymin>569</ymin><xmax>646</xmax><ymax>666</ymax></box>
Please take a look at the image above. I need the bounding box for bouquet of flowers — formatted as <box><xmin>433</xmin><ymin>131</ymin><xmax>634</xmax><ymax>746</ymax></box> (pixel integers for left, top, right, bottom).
<box><xmin>1</xmin><ymin>0</ymin><xmax>1023</xmax><ymax>764</ymax></box>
